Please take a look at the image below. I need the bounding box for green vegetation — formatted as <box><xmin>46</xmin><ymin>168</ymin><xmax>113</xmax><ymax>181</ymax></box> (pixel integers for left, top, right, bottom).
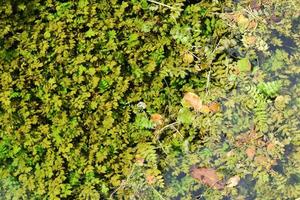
<box><xmin>0</xmin><ymin>0</ymin><xmax>299</xmax><ymax>199</ymax></box>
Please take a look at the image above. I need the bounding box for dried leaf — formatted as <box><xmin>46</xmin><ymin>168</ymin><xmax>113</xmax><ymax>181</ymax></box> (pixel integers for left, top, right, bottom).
<box><xmin>190</xmin><ymin>167</ymin><xmax>224</xmax><ymax>190</ymax></box>
<box><xmin>208</xmin><ymin>102</ymin><xmax>221</xmax><ymax>113</ymax></box>
<box><xmin>247</xmin><ymin>20</ymin><xmax>257</xmax><ymax>30</ymax></box>
<box><xmin>199</xmin><ymin>105</ymin><xmax>210</xmax><ymax>114</ymax></box>
<box><xmin>227</xmin><ymin>175</ymin><xmax>240</xmax><ymax>188</ymax></box>
<box><xmin>249</xmin><ymin>0</ymin><xmax>262</xmax><ymax>10</ymax></box>
<box><xmin>246</xmin><ymin>146</ymin><xmax>256</xmax><ymax>160</ymax></box>
<box><xmin>183</xmin><ymin>92</ymin><xmax>203</xmax><ymax>111</ymax></box>
<box><xmin>146</xmin><ymin>175</ymin><xmax>155</xmax><ymax>185</ymax></box>
<box><xmin>243</xmin><ymin>35</ymin><xmax>257</xmax><ymax>46</ymax></box>
<box><xmin>226</xmin><ymin>150</ymin><xmax>235</xmax><ymax>157</ymax></box>
<box><xmin>150</xmin><ymin>113</ymin><xmax>163</xmax><ymax>126</ymax></box>
<box><xmin>235</xmin><ymin>127</ymin><xmax>260</xmax><ymax>147</ymax></box>
<box><xmin>266</xmin><ymin>142</ymin><xmax>276</xmax><ymax>152</ymax></box>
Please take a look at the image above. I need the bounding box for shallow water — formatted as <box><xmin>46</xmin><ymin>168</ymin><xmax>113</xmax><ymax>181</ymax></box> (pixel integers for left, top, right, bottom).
<box><xmin>151</xmin><ymin>6</ymin><xmax>300</xmax><ymax>199</ymax></box>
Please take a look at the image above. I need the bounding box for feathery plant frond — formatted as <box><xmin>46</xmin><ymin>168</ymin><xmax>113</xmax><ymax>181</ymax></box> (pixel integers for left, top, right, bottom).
<box><xmin>257</xmin><ymin>80</ymin><xmax>282</xmax><ymax>98</ymax></box>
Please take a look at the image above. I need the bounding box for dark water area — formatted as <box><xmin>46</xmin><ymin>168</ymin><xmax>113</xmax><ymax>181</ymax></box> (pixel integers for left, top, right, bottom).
<box><xmin>269</xmin><ymin>30</ymin><xmax>298</xmax><ymax>54</ymax></box>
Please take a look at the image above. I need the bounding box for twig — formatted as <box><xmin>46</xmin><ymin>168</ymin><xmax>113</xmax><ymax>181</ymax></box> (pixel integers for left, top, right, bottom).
<box><xmin>109</xmin><ymin>164</ymin><xmax>136</xmax><ymax>199</ymax></box>
<box><xmin>170</xmin><ymin>125</ymin><xmax>183</xmax><ymax>138</ymax></box>
<box><xmin>147</xmin><ymin>0</ymin><xmax>181</xmax><ymax>11</ymax></box>
<box><xmin>158</xmin><ymin>122</ymin><xmax>179</xmax><ymax>132</ymax></box>
<box><xmin>205</xmin><ymin>39</ymin><xmax>221</xmax><ymax>96</ymax></box>
<box><xmin>187</xmin><ymin>50</ymin><xmax>201</xmax><ymax>61</ymax></box>
<box><xmin>205</xmin><ymin>70</ymin><xmax>211</xmax><ymax>95</ymax></box>
<box><xmin>150</xmin><ymin>185</ymin><xmax>166</xmax><ymax>200</ymax></box>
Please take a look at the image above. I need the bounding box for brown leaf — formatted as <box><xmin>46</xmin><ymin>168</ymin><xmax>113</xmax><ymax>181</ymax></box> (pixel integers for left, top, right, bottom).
<box><xmin>246</xmin><ymin>146</ymin><xmax>256</xmax><ymax>160</ymax></box>
<box><xmin>208</xmin><ymin>102</ymin><xmax>221</xmax><ymax>113</ymax></box>
<box><xmin>243</xmin><ymin>35</ymin><xmax>257</xmax><ymax>46</ymax></box>
<box><xmin>183</xmin><ymin>92</ymin><xmax>203</xmax><ymax>111</ymax></box>
<box><xmin>266</xmin><ymin>142</ymin><xmax>276</xmax><ymax>153</ymax></box>
<box><xmin>235</xmin><ymin>132</ymin><xmax>250</xmax><ymax>147</ymax></box>
<box><xmin>190</xmin><ymin>167</ymin><xmax>224</xmax><ymax>190</ymax></box>
<box><xmin>146</xmin><ymin>175</ymin><xmax>156</xmax><ymax>185</ymax></box>
<box><xmin>199</xmin><ymin>105</ymin><xmax>210</xmax><ymax>114</ymax></box>
<box><xmin>150</xmin><ymin>113</ymin><xmax>163</xmax><ymax>126</ymax></box>
<box><xmin>247</xmin><ymin>20</ymin><xmax>257</xmax><ymax>30</ymax></box>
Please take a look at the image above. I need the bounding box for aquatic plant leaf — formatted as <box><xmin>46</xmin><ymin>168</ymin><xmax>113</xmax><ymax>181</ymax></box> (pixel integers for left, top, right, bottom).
<box><xmin>237</xmin><ymin>58</ymin><xmax>251</xmax><ymax>72</ymax></box>
<box><xmin>135</xmin><ymin>115</ymin><xmax>154</xmax><ymax>129</ymax></box>
<box><xmin>177</xmin><ymin>108</ymin><xmax>195</xmax><ymax>125</ymax></box>
<box><xmin>85</xmin><ymin>28</ymin><xmax>96</xmax><ymax>38</ymax></box>
<box><xmin>183</xmin><ymin>53</ymin><xmax>194</xmax><ymax>64</ymax></box>
<box><xmin>257</xmin><ymin>81</ymin><xmax>282</xmax><ymax>98</ymax></box>
<box><xmin>199</xmin><ymin>105</ymin><xmax>210</xmax><ymax>114</ymax></box>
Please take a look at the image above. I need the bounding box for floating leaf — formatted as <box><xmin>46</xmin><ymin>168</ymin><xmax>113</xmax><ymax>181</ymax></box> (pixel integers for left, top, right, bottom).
<box><xmin>237</xmin><ymin>58</ymin><xmax>251</xmax><ymax>72</ymax></box>
<box><xmin>183</xmin><ymin>92</ymin><xmax>203</xmax><ymax>111</ymax></box>
<box><xmin>266</xmin><ymin>142</ymin><xmax>276</xmax><ymax>153</ymax></box>
<box><xmin>247</xmin><ymin>20</ymin><xmax>257</xmax><ymax>30</ymax></box>
<box><xmin>208</xmin><ymin>102</ymin><xmax>221</xmax><ymax>113</ymax></box>
<box><xmin>190</xmin><ymin>167</ymin><xmax>224</xmax><ymax>190</ymax></box>
<box><xmin>236</xmin><ymin>14</ymin><xmax>250</xmax><ymax>30</ymax></box>
<box><xmin>243</xmin><ymin>35</ymin><xmax>257</xmax><ymax>47</ymax></box>
<box><xmin>199</xmin><ymin>105</ymin><xmax>210</xmax><ymax>114</ymax></box>
<box><xmin>150</xmin><ymin>113</ymin><xmax>163</xmax><ymax>126</ymax></box>
<box><xmin>135</xmin><ymin>157</ymin><xmax>145</xmax><ymax>166</ymax></box>
<box><xmin>227</xmin><ymin>175</ymin><xmax>240</xmax><ymax>188</ymax></box>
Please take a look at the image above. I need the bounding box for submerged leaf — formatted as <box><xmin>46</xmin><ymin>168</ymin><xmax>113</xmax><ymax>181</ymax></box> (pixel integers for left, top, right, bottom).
<box><xmin>190</xmin><ymin>167</ymin><xmax>224</xmax><ymax>190</ymax></box>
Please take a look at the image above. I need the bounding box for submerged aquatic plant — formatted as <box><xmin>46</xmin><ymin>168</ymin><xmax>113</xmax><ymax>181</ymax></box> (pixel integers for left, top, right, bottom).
<box><xmin>0</xmin><ymin>0</ymin><xmax>299</xmax><ymax>199</ymax></box>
